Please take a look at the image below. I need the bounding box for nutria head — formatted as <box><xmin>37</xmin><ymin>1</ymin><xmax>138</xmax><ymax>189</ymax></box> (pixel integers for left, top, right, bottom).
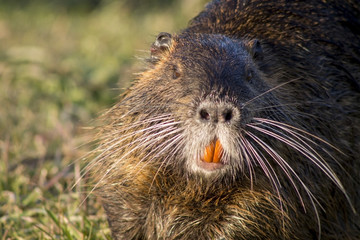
<box><xmin>113</xmin><ymin>32</ymin><xmax>288</xmax><ymax>182</ymax></box>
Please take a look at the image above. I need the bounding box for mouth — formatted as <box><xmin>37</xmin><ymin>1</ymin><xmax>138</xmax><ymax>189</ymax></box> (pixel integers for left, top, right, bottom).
<box><xmin>198</xmin><ymin>138</ymin><xmax>226</xmax><ymax>171</ymax></box>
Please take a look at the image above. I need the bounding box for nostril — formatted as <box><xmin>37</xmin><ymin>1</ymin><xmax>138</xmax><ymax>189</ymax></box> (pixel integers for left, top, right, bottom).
<box><xmin>223</xmin><ymin>109</ymin><xmax>233</xmax><ymax>122</ymax></box>
<box><xmin>197</xmin><ymin>102</ymin><xmax>238</xmax><ymax>123</ymax></box>
<box><xmin>199</xmin><ymin>109</ymin><xmax>210</xmax><ymax>121</ymax></box>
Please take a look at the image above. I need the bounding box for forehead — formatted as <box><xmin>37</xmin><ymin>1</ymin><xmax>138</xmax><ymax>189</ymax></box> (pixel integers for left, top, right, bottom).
<box><xmin>175</xmin><ymin>34</ymin><xmax>247</xmax><ymax>55</ymax></box>
<box><xmin>171</xmin><ymin>34</ymin><xmax>250</xmax><ymax>71</ymax></box>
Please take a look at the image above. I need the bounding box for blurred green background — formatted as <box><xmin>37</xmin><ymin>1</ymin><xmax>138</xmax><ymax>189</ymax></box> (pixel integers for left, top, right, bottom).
<box><xmin>0</xmin><ymin>0</ymin><xmax>206</xmax><ymax>238</ymax></box>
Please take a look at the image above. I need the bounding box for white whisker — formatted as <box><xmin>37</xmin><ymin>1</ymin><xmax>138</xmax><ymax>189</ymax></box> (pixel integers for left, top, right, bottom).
<box><xmin>242</xmin><ymin>78</ymin><xmax>299</xmax><ymax>108</ymax></box>
<box><xmin>245</xmin><ymin>130</ymin><xmax>323</xmax><ymax>236</ymax></box>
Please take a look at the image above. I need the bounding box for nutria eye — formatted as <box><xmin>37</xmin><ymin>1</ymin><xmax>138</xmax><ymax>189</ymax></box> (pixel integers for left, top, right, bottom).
<box><xmin>246</xmin><ymin>69</ymin><xmax>253</xmax><ymax>81</ymax></box>
<box><xmin>172</xmin><ymin>66</ymin><xmax>181</xmax><ymax>79</ymax></box>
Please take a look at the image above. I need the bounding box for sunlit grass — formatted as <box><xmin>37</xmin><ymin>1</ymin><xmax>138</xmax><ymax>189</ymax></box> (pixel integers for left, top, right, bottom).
<box><xmin>0</xmin><ymin>0</ymin><xmax>206</xmax><ymax>238</ymax></box>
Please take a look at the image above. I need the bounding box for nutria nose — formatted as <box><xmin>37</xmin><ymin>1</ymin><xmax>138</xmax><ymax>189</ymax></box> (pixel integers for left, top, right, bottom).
<box><xmin>198</xmin><ymin>102</ymin><xmax>238</xmax><ymax>124</ymax></box>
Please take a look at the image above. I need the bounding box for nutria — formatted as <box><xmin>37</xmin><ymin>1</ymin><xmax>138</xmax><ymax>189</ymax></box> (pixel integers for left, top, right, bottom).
<box><xmin>88</xmin><ymin>0</ymin><xmax>360</xmax><ymax>239</ymax></box>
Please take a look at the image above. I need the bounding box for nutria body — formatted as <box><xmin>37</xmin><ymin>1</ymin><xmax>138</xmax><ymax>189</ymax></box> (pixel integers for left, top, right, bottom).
<box><xmin>90</xmin><ymin>0</ymin><xmax>360</xmax><ymax>239</ymax></box>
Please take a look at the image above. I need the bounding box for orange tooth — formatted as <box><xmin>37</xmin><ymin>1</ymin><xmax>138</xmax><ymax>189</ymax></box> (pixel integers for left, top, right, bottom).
<box><xmin>213</xmin><ymin>139</ymin><xmax>223</xmax><ymax>163</ymax></box>
<box><xmin>203</xmin><ymin>139</ymin><xmax>223</xmax><ymax>163</ymax></box>
<box><xmin>203</xmin><ymin>141</ymin><xmax>215</xmax><ymax>163</ymax></box>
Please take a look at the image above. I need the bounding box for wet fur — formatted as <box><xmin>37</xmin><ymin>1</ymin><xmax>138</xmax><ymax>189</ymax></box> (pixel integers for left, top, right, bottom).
<box><xmin>88</xmin><ymin>0</ymin><xmax>360</xmax><ymax>239</ymax></box>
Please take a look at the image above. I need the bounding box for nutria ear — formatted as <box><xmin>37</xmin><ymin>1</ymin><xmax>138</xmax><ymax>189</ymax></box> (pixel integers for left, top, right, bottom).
<box><xmin>150</xmin><ymin>32</ymin><xmax>172</xmax><ymax>62</ymax></box>
<box><xmin>245</xmin><ymin>39</ymin><xmax>263</xmax><ymax>61</ymax></box>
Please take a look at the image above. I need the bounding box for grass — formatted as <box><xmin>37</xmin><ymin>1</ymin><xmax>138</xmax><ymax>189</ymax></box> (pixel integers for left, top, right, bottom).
<box><xmin>0</xmin><ymin>0</ymin><xmax>206</xmax><ymax>238</ymax></box>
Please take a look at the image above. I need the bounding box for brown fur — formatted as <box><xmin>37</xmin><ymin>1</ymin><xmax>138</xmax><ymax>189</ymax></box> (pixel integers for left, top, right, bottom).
<box><xmin>89</xmin><ymin>0</ymin><xmax>360</xmax><ymax>239</ymax></box>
